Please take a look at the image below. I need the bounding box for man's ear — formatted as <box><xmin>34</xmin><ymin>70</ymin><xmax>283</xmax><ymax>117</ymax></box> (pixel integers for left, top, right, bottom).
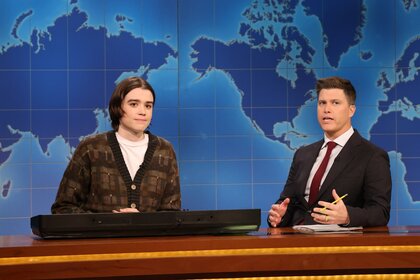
<box><xmin>349</xmin><ymin>104</ymin><xmax>356</xmax><ymax>118</ymax></box>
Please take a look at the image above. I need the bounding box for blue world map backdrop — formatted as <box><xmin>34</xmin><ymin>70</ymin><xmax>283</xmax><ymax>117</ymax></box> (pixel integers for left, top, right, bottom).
<box><xmin>0</xmin><ymin>0</ymin><xmax>419</xmax><ymax>235</ymax></box>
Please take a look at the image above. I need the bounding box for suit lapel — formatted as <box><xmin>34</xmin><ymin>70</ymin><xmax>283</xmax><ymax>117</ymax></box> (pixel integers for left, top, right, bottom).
<box><xmin>299</xmin><ymin>140</ymin><xmax>323</xmax><ymax>207</ymax></box>
<box><xmin>317</xmin><ymin>131</ymin><xmax>362</xmax><ymax>199</ymax></box>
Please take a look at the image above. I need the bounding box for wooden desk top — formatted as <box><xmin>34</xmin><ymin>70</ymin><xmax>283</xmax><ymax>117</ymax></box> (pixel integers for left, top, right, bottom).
<box><xmin>1</xmin><ymin>226</ymin><xmax>420</xmax><ymax>279</ymax></box>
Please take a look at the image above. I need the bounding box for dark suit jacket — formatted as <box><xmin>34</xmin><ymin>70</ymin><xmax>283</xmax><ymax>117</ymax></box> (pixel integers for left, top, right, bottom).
<box><xmin>271</xmin><ymin>130</ymin><xmax>391</xmax><ymax>227</ymax></box>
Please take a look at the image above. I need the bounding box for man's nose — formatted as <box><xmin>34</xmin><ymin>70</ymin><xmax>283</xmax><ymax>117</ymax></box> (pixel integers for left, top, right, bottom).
<box><xmin>324</xmin><ymin>103</ymin><xmax>331</xmax><ymax>112</ymax></box>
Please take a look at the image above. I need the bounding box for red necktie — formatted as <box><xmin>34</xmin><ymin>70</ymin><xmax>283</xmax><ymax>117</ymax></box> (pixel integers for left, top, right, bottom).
<box><xmin>308</xmin><ymin>141</ymin><xmax>337</xmax><ymax>205</ymax></box>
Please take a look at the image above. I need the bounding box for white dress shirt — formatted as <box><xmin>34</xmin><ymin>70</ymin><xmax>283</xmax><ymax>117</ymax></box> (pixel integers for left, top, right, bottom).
<box><xmin>304</xmin><ymin>127</ymin><xmax>354</xmax><ymax>201</ymax></box>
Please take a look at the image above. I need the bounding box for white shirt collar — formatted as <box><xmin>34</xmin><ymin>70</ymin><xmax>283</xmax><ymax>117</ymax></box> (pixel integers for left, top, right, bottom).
<box><xmin>116</xmin><ymin>132</ymin><xmax>149</xmax><ymax>147</ymax></box>
<box><xmin>323</xmin><ymin>127</ymin><xmax>354</xmax><ymax>148</ymax></box>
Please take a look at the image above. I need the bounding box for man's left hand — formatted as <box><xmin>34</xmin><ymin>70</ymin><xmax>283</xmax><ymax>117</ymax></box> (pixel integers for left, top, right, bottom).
<box><xmin>311</xmin><ymin>189</ymin><xmax>350</xmax><ymax>225</ymax></box>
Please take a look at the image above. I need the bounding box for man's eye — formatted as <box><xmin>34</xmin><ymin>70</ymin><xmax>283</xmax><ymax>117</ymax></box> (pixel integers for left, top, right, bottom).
<box><xmin>146</xmin><ymin>104</ymin><xmax>153</xmax><ymax>109</ymax></box>
<box><xmin>129</xmin><ymin>103</ymin><xmax>138</xmax><ymax>107</ymax></box>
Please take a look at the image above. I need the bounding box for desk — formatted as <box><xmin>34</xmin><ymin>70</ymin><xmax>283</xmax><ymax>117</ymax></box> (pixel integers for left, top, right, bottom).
<box><xmin>1</xmin><ymin>227</ymin><xmax>420</xmax><ymax>279</ymax></box>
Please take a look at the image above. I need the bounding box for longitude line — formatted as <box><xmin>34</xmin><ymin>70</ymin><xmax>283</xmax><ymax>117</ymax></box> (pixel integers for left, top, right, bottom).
<box><xmin>213</xmin><ymin>0</ymin><xmax>218</xmax><ymax>210</ymax></box>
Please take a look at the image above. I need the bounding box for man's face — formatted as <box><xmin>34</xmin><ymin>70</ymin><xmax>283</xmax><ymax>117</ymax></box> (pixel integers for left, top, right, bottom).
<box><xmin>317</xmin><ymin>88</ymin><xmax>355</xmax><ymax>139</ymax></box>
<box><xmin>118</xmin><ymin>88</ymin><xmax>154</xmax><ymax>139</ymax></box>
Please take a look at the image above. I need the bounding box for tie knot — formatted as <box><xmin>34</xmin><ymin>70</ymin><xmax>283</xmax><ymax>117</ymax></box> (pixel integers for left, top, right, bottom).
<box><xmin>326</xmin><ymin>141</ymin><xmax>337</xmax><ymax>150</ymax></box>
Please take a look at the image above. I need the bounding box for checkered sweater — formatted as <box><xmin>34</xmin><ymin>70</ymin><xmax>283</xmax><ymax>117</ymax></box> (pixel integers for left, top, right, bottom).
<box><xmin>51</xmin><ymin>131</ymin><xmax>181</xmax><ymax>213</ymax></box>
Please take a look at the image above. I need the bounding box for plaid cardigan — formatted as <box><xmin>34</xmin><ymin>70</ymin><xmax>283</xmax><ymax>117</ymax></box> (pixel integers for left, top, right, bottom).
<box><xmin>51</xmin><ymin>131</ymin><xmax>181</xmax><ymax>213</ymax></box>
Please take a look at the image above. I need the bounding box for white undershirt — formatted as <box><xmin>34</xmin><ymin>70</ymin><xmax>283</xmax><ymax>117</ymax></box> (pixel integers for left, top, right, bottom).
<box><xmin>304</xmin><ymin>127</ymin><xmax>354</xmax><ymax>201</ymax></box>
<box><xmin>116</xmin><ymin>133</ymin><xmax>149</xmax><ymax>180</ymax></box>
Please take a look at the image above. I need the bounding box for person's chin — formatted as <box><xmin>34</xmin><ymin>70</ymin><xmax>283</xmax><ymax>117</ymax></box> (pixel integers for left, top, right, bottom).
<box><xmin>134</xmin><ymin>127</ymin><xmax>146</xmax><ymax>133</ymax></box>
<box><xmin>321</xmin><ymin>126</ymin><xmax>337</xmax><ymax>135</ymax></box>
<box><xmin>132</xmin><ymin>123</ymin><xmax>148</xmax><ymax>130</ymax></box>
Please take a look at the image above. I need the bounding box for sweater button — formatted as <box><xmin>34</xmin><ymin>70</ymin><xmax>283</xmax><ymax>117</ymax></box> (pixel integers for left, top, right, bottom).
<box><xmin>130</xmin><ymin>203</ymin><xmax>136</xmax><ymax>208</ymax></box>
<box><xmin>131</xmin><ymin>184</ymin><xmax>136</xmax><ymax>190</ymax></box>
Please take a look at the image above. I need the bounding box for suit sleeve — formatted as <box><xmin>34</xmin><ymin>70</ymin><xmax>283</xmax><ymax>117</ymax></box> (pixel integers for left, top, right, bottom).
<box><xmin>345</xmin><ymin>149</ymin><xmax>391</xmax><ymax>227</ymax></box>
<box><xmin>268</xmin><ymin>150</ymin><xmax>301</xmax><ymax>227</ymax></box>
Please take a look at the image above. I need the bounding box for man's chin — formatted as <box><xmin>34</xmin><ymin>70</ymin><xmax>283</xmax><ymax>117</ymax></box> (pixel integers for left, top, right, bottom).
<box><xmin>320</xmin><ymin>124</ymin><xmax>334</xmax><ymax>132</ymax></box>
<box><xmin>321</xmin><ymin>127</ymin><xmax>337</xmax><ymax>136</ymax></box>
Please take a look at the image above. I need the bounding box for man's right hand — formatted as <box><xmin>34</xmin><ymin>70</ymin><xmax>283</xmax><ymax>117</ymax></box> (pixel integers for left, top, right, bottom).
<box><xmin>268</xmin><ymin>198</ymin><xmax>290</xmax><ymax>227</ymax></box>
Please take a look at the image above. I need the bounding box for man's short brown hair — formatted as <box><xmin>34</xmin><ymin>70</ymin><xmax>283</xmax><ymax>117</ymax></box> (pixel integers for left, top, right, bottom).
<box><xmin>316</xmin><ymin>76</ymin><xmax>356</xmax><ymax>105</ymax></box>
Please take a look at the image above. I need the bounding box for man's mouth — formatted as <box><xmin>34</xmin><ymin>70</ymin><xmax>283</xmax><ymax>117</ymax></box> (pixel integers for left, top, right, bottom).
<box><xmin>323</xmin><ymin>117</ymin><xmax>333</xmax><ymax>121</ymax></box>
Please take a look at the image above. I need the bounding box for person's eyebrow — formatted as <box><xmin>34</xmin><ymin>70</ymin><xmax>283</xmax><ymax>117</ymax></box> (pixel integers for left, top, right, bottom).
<box><xmin>126</xmin><ymin>99</ymin><xmax>154</xmax><ymax>104</ymax></box>
<box><xmin>126</xmin><ymin>99</ymin><xmax>140</xmax><ymax>102</ymax></box>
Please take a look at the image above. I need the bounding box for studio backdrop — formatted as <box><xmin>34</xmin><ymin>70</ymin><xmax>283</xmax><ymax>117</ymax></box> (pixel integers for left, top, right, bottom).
<box><xmin>0</xmin><ymin>0</ymin><xmax>419</xmax><ymax>235</ymax></box>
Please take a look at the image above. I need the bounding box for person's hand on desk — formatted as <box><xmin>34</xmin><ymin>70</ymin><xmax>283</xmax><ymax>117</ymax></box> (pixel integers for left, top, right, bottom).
<box><xmin>268</xmin><ymin>198</ymin><xmax>290</xmax><ymax>227</ymax></box>
<box><xmin>311</xmin><ymin>189</ymin><xmax>350</xmax><ymax>225</ymax></box>
<box><xmin>112</xmin><ymin>208</ymin><xmax>140</xmax><ymax>213</ymax></box>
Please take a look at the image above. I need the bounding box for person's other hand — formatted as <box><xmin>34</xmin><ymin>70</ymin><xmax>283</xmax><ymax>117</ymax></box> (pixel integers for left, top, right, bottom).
<box><xmin>112</xmin><ymin>208</ymin><xmax>140</xmax><ymax>213</ymax></box>
<box><xmin>311</xmin><ymin>189</ymin><xmax>349</xmax><ymax>224</ymax></box>
<box><xmin>268</xmin><ymin>198</ymin><xmax>290</xmax><ymax>227</ymax></box>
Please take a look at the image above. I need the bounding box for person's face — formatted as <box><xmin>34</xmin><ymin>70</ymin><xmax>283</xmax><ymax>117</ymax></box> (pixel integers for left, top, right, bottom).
<box><xmin>117</xmin><ymin>88</ymin><xmax>154</xmax><ymax>139</ymax></box>
<box><xmin>317</xmin><ymin>88</ymin><xmax>355</xmax><ymax>139</ymax></box>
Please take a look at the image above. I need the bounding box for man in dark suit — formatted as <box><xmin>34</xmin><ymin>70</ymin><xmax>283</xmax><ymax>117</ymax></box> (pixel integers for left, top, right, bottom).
<box><xmin>268</xmin><ymin>76</ymin><xmax>391</xmax><ymax>227</ymax></box>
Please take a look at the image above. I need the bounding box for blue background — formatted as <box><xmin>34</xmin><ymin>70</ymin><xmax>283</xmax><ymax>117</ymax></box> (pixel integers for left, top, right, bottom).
<box><xmin>0</xmin><ymin>0</ymin><xmax>420</xmax><ymax>235</ymax></box>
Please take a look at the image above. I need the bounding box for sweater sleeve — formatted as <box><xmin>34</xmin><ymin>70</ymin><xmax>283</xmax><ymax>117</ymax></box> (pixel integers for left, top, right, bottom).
<box><xmin>51</xmin><ymin>141</ymin><xmax>92</xmax><ymax>214</ymax></box>
<box><xmin>159</xmin><ymin>142</ymin><xmax>181</xmax><ymax>210</ymax></box>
